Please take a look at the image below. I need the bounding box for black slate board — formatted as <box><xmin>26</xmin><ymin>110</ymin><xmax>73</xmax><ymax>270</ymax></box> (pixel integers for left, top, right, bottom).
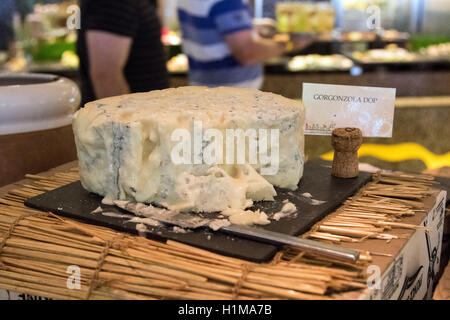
<box><xmin>25</xmin><ymin>160</ymin><xmax>371</xmax><ymax>262</ymax></box>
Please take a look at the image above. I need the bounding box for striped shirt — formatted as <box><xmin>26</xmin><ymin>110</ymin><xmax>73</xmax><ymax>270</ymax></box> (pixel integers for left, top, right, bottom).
<box><xmin>77</xmin><ymin>0</ymin><xmax>169</xmax><ymax>105</ymax></box>
<box><xmin>177</xmin><ymin>0</ymin><xmax>263</xmax><ymax>89</ymax></box>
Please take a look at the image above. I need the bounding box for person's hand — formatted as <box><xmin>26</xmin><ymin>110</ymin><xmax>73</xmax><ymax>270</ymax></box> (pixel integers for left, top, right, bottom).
<box><xmin>273</xmin><ymin>33</ymin><xmax>316</xmax><ymax>53</ymax></box>
<box><xmin>253</xmin><ymin>18</ymin><xmax>277</xmax><ymax>39</ymax></box>
<box><xmin>290</xmin><ymin>34</ymin><xmax>316</xmax><ymax>52</ymax></box>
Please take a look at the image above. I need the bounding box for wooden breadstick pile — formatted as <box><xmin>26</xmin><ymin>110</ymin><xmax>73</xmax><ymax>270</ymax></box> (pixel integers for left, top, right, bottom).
<box><xmin>304</xmin><ymin>171</ymin><xmax>437</xmax><ymax>244</ymax></box>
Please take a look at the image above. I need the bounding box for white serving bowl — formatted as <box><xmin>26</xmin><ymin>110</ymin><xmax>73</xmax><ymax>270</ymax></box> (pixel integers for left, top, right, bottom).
<box><xmin>0</xmin><ymin>73</ymin><xmax>80</xmax><ymax>186</ymax></box>
<box><xmin>0</xmin><ymin>73</ymin><xmax>80</xmax><ymax>135</ymax></box>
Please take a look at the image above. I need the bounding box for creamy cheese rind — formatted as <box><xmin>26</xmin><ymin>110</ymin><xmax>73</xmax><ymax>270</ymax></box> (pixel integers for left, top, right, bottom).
<box><xmin>73</xmin><ymin>86</ymin><xmax>305</xmax><ymax>212</ymax></box>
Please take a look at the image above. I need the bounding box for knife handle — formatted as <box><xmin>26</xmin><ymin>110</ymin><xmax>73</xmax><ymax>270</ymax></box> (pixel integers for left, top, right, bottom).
<box><xmin>221</xmin><ymin>224</ymin><xmax>360</xmax><ymax>263</ymax></box>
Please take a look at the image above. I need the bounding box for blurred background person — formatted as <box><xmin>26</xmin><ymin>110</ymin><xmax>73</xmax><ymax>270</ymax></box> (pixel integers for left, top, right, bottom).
<box><xmin>77</xmin><ymin>0</ymin><xmax>169</xmax><ymax>105</ymax></box>
<box><xmin>177</xmin><ymin>0</ymin><xmax>313</xmax><ymax>89</ymax></box>
<box><xmin>0</xmin><ymin>0</ymin><xmax>16</xmax><ymax>54</ymax></box>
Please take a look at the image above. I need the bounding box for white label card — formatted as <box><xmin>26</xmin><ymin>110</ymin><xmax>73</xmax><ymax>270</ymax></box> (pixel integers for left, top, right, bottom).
<box><xmin>302</xmin><ymin>83</ymin><xmax>396</xmax><ymax>137</ymax></box>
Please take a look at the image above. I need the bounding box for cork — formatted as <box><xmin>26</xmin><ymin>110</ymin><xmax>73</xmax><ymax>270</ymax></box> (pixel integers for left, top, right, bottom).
<box><xmin>331</xmin><ymin>128</ymin><xmax>363</xmax><ymax>178</ymax></box>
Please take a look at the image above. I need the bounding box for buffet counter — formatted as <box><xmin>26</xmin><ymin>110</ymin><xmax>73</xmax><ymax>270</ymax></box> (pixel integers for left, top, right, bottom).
<box><xmin>16</xmin><ymin>50</ymin><xmax>450</xmax><ymax>100</ymax></box>
<box><xmin>262</xmin><ymin>68</ymin><xmax>450</xmax><ymax>99</ymax></box>
<box><xmin>171</xmin><ymin>65</ymin><xmax>450</xmax><ymax>99</ymax></box>
<box><xmin>169</xmin><ymin>67</ymin><xmax>450</xmax><ymax>99</ymax></box>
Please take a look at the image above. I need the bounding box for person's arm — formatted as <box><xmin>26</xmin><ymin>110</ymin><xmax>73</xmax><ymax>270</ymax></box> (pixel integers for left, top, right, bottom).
<box><xmin>81</xmin><ymin>0</ymin><xmax>139</xmax><ymax>99</ymax></box>
<box><xmin>156</xmin><ymin>0</ymin><xmax>165</xmax><ymax>25</ymax></box>
<box><xmin>225</xmin><ymin>30</ymin><xmax>285</xmax><ymax>66</ymax></box>
<box><xmin>213</xmin><ymin>0</ymin><xmax>313</xmax><ymax>66</ymax></box>
<box><xmin>86</xmin><ymin>31</ymin><xmax>132</xmax><ymax>99</ymax></box>
<box><xmin>226</xmin><ymin>30</ymin><xmax>315</xmax><ymax>66</ymax></box>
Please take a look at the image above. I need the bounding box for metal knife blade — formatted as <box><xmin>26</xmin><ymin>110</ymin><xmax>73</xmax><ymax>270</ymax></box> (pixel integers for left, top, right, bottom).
<box><xmin>114</xmin><ymin>201</ymin><xmax>360</xmax><ymax>262</ymax></box>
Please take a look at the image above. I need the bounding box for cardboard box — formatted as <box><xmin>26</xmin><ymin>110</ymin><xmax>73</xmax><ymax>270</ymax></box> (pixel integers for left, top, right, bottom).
<box><xmin>334</xmin><ymin>190</ymin><xmax>446</xmax><ymax>300</ymax></box>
